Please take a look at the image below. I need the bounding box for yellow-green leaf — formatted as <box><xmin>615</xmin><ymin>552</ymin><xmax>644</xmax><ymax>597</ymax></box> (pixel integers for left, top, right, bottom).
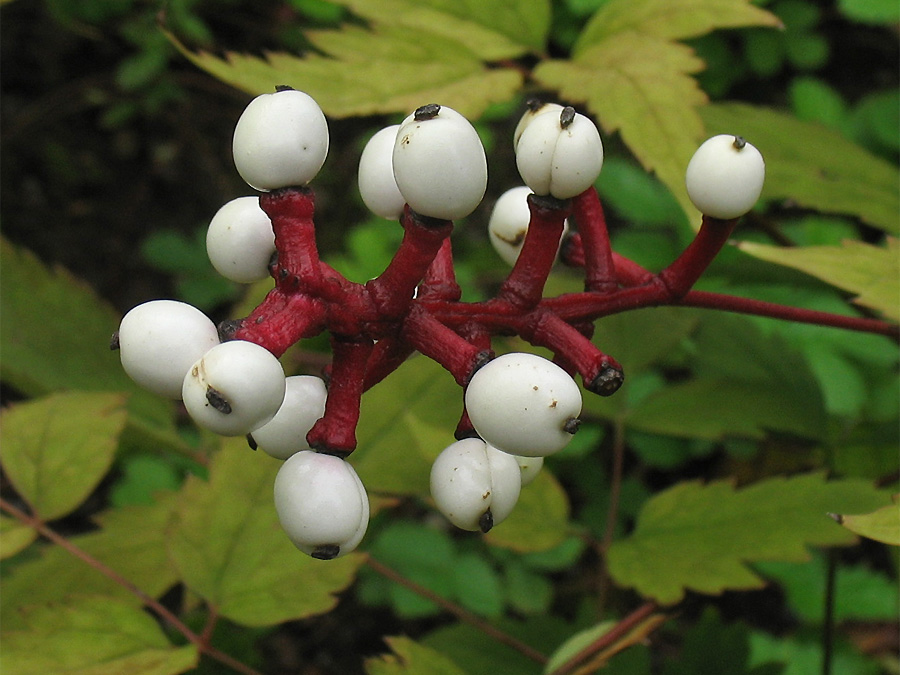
<box><xmin>830</xmin><ymin>501</ymin><xmax>900</xmax><ymax>546</ymax></box>
<box><xmin>737</xmin><ymin>238</ymin><xmax>900</xmax><ymax>321</ymax></box>
<box><xmin>167</xmin><ymin>439</ymin><xmax>363</xmax><ymax>626</ymax></box>
<box><xmin>0</xmin><ymin>496</ymin><xmax>182</xmax><ymax>629</ymax></box>
<box><xmin>169</xmin><ymin>24</ymin><xmax>522</xmax><ymax>119</ymax></box>
<box><xmin>1</xmin><ymin>595</ymin><xmax>198</xmax><ymax>675</ymax></box>
<box><xmin>0</xmin><ymin>515</ymin><xmax>36</xmax><ymax>560</ymax></box>
<box><xmin>334</xmin><ymin>0</ymin><xmax>551</xmax><ymax>60</ymax></box>
<box><xmin>0</xmin><ymin>392</ymin><xmax>127</xmax><ymax>520</ymax></box>
<box><xmin>607</xmin><ymin>473</ymin><xmax>891</xmax><ymax>605</ymax></box>
<box><xmin>701</xmin><ymin>103</ymin><xmax>900</xmax><ymax>233</ymax></box>
<box><xmin>534</xmin><ymin>32</ymin><xmax>707</xmax><ymax>221</ymax></box>
<box><xmin>485</xmin><ymin>470</ymin><xmax>571</xmax><ymax>552</ymax></box>
<box><xmin>366</xmin><ymin>635</ymin><xmax>467</xmax><ymax>675</ymax></box>
<box><xmin>575</xmin><ymin>0</ymin><xmax>781</xmax><ymax>53</ymax></box>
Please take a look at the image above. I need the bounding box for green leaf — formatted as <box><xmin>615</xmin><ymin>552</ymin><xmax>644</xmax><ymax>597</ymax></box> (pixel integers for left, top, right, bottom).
<box><xmin>737</xmin><ymin>238</ymin><xmax>900</xmax><ymax>321</ymax></box>
<box><xmin>700</xmin><ymin>103</ymin><xmax>900</xmax><ymax>233</ymax></box>
<box><xmin>354</xmin><ymin>356</ymin><xmax>461</xmax><ymax>495</ymax></box>
<box><xmin>756</xmin><ymin>554</ymin><xmax>900</xmax><ymax>622</ymax></box>
<box><xmin>0</xmin><ymin>237</ymin><xmax>140</xmax><ymax>397</ymax></box>
<box><xmin>748</xmin><ymin>631</ymin><xmax>880</xmax><ymax>675</ymax></box>
<box><xmin>830</xmin><ymin>501</ymin><xmax>900</xmax><ymax>546</ymax></box>
<box><xmin>168</xmin><ymin>23</ymin><xmax>523</xmax><ymax>119</ymax></box>
<box><xmin>607</xmin><ymin>473</ymin><xmax>891</xmax><ymax>604</ymax></box>
<box><xmin>575</xmin><ymin>0</ymin><xmax>781</xmax><ymax>53</ymax></box>
<box><xmin>167</xmin><ymin>438</ymin><xmax>363</xmax><ymax>626</ymax></box>
<box><xmin>334</xmin><ymin>0</ymin><xmax>551</xmax><ymax>59</ymax></box>
<box><xmin>0</xmin><ymin>392</ymin><xmax>127</xmax><ymax>520</ymax></box>
<box><xmin>453</xmin><ymin>552</ymin><xmax>504</xmax><ymax>618</ymax></box>
<box><xmin>485</xmin><ymin>470</ymin><xmax>571</xmax><ymax>552</ymax></box>
<box><xmin>367</xmin><ymin>635</ymin><xmax>467</xmax><ymax>675</ymax></box>
<box><xmin>838</xmin><ymin>0</ymin><xmax>900</xmax><ymax>24</ymax></box>
<box><xmin>0</xmin><ymin>515</ymin><xmax>37</xmax><ymax>560</ymax></box>
<box><xmin>1</xmin><ymin>595</ymin><xmax>198</xmax><ymax>675</ymax></box>
<box><xmin>0</xmin><ymin>497</ymin><xmax>182</xmax><ymax>629</ymax></box>
<box><xmin>543</xmin><ymin>621</ymin><xmax>615</xmax><ymax>674</ymax></box>
<box><xmin>662</xmin><ymin>609</ymin><xmax>756</xmax><ymax>675</ymax></box>
<box><xmin>535</xmin><ymin>32</ymin><xmax>707</xmax><ymax>220</ymax></box>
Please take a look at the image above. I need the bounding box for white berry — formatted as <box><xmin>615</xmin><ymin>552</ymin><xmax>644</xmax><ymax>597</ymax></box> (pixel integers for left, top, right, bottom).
<box><xmin>488</xmin><ymin>185</ymin><xmax>569</xmax><ymax>266</ymax></box>
<box><xmin>515</xmin><ymin>106</ymin><xmax>604</xmax><ymax>200</ymax></box>
<box><xmin>232</xmin><ymin>88</ymin><xmax>329</xmax><ymax>191</ymax></box>
<box><xmin>513</xmin><ymin>101</ymin><xmax>563</xmax><ymax>151</ymax></box>
<box><xmin>358</xmin><ymin>125</ymin><xmax>406</xmax><ymax>220</ymax></box>
<box><xmin>685</xmin><ymin>134</ymin><xmax>765</xmax><ymax>219</ymax></box>
<box><xmin>274</xmin><ymin>450</ymin><xmax>369</xmax><ymax>559</ymax></box>
<box><xmin>465</xmin><ymin>352</ymin><xmax>582</xmax><ymax>457</ymax></box>
<box><xmin>116</xmin><ymin>300</ymin><xmax>220</xmax><ymax>399</ymax></box>
<box><xmin>182</xmin><ymin>340</ymin><xmax>285</xmax><ymax>436</ymax></box>
<box><xmin>249</xmin><ymin>375</ymin><xmax>327</xmax><ymax>460</ymax></box>
<box><xmin>206</xmin><ymin>197</ymin><xmax>275</xmax><ymax>283</ymax></box>
<box><xmin>513</xmin><ymin>454</ymin><xmax>543</xmax><ymax>486</ymax></box>
<box><xmin>392</xmin><ymin>104</ymin><xmax>487</xmax><ymax>220</ymax></box>
<box><xmin>430</xmin><ymin>438</ymin><xmax>521</xmax><ymax>532</ymax></box>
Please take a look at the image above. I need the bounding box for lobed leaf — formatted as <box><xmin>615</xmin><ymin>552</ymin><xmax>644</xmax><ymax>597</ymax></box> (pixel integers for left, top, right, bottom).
<box><xmin>737</xmin><ymin>238</ymin><xmax>900</xmax><ymax>321</ymax></box>
<box><xmin>333</xmin><ymin>0</ymin><xmax>551</xmax><ymax>60</ymax></box>
<box><xmin>0</xmin><ymin>391</ymin><xmax>127</xmax><ymax>520</ymax></box>
<box><xmin>167</xmin><ymin>438</ymin><xmax>363</xmax><ymax>626</ymax></box>
<box><xmin>485</xmin><ymin>470</ymin><xmax>571</xmax><ymax>552</ymax></box>
<box><xmin>701</xmin><ymin>103</ymin><xmax>900</xmax><ymax>233</ymax></box>
<box><xmin>1</xmin><ymin>595</ymin><xmax>198</xmax><ymax>675</ymax></box>
<box><xmin>830</xmin><ymin>501</ymin><xmax>900</xmax><ymax>546</ymax></box>
<box><xmin>534</xmin><ymin>33</ymin><xmax>707</xmax><ymax>221</ymax></box>
<box><xmin>607</xmin><ymin>473</ymin><xmax>891</xmax><ymax>604</ymax></box>
<box><xmin>169</xmin><ymin>24</ymin><xmax>523</xmax><ymax>120</ymax></box>
<box><xmin>575</xmin><ymin>0</ymin><xmax>781</xmax><ymax>53</ymax></box>
<box><xmin>0</xmin><ymin>496</ymin><xmax>181</xmax><ymax>629</ymax></box>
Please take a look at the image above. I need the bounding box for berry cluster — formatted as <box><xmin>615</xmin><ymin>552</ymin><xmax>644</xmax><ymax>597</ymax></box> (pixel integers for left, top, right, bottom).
<box><xmin>112</xmin><ymin>87</ymin><xmax>766</xmax><ymax>558</ymax></box>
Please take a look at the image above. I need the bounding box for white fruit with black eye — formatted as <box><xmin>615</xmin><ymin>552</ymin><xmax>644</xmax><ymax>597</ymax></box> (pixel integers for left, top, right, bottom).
<box><xmin>488</xmin><ymin>185</ymin><xmax>570</xmax><ymax>266</ymax></box>
<box><xmin>358</xmin><ymin>124</ymin><xmax>406</xmax><ymax>220</ymax></box>
<box><xmin>249</xmin><ymin>375</ymin><xmax>328</xmax><ymax>460</ymax></box>
<box><xmin>515</xmin><ymin>107</ymin><xmax>604</xmax><ymax>200</ymax></box>
<box><xmin>430</xmin><ymin>438</ymin><xmax>522</xmax><ymax>532</ymax></box>
<box><xmin>274</xmin><ymin>450</ymin><xmax>369</xmax><ymax>559</ymax></box>
<box><xmin>392</xmin><ymin>104</ymin><xmax>487</xmax><ymax>220</ymax></box>
<box><xmin>116</xmin><ymin>300</ymin><xmax>220</xmax><ymax>399</ymax></box>
<box><xmin>685</xmin><ymin>134</ymin><xmax>765</xmax><ymax>220</ymax></box>
<box><xmin>206</xmin><ymin>196</ymin><xmax>275</xmax><ymax>283</ymax></box>
<box><xmin>465</xmin><ymin>352</ymin><xmax>582</xmax><ymax>457</ymax></box>
<box><xmin>181</xmin><ymin>340</ymin><xmax>286</xmax><ymax>437</ymax></box>
<box><xmin>232</xmin><ymin>88</ymin><xmax>329</xmax><ymax>191</ymax></box>
<box><xmin>513</xmin><ymin>101</ymin><xmax>564</xmax><ymax>150</ymax></box>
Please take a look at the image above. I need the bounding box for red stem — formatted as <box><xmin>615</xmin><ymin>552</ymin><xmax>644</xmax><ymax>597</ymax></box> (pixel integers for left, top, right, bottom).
<box><xmin>497</xmin><ymin>194</ymin><xmax>571</xmax><ymax>309</ymax></box>
<box><xmin>307</xmin><ymin>338</ymin><xmax>374</xmax><ymax>455</ymax></box>
<box><xmin>403</xmin><ymin>307</ymin><xmax>488</xmax><ymax>385</ymax></box>
<box><xmin>657</xmin><ymin>215</ymin><xmax>737</xmax><ymax>298</ymax></box>
<box><xmin>417</xmin><ymin>238</ymin><xmax>461</xmax><ymax>301</ymax></box>
<box><xmin>572</xmin><ymin>188</ymin><xmax>617</xmax><ymax>292</ymax></box>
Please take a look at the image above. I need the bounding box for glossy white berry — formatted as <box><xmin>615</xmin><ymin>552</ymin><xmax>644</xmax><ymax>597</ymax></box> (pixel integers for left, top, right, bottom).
<box><xmin>392</xmin><ymin>104</ymin><xmax>487</xmax><ymax>220</ymax></box>
<box><xmin>513</xmin><ymin>454</ymin><xmax>543</xmax><ymax>486</ymax></box>
<box><xmin>249</xmin><ymin>375</ymin><xmax>327</xmax><ymax>460</ymax></box>
<box><xmin>465</xmin><ymin>352</ymin><xmax>582</xmax><ymax>457</ymax></box>
<box><xmin>513</xmin><ymin>101</ymin><xmax>563</xmax><ymax>150</ymax></box>
<box><xmin>232</xmin><ymin>88</ymin><xmax>329</xmax><ymax>191</ymax></box>
<box><xmin>430</xmin><ymin>438</ymin><xmax>521</xmax><ymax>532</ymax></box>
<box><xmin>274</xmin><ymin>450</ymin><xmax>369</xmax><ymax>559</ymax></box>
<box><xmin>515</xmin><ymin>106</ymin><xmax>604</xmax><ymax>199</ymax></box>
<box><xmin>182</xmin><ymin>340</ymin><xmax>285</xmax><ymax>436</ymax></box>
<box><xmin>206</xmin><ymin>197</ymin><xmax>275</xmax><ymax>283</ymax></box>
<box><xmin>358</xmin><ymin>125</ymin><xmax>406</xmax><ymax>220</ymax></box>
<box><xmin>116</xmin><ymin>300</ymin><xmax>220</xmax><ymax>399</ymax></box>
<box><xmin>488</xmin><ymin>185</ymin><xmax>569</xmax><ymax>266</ymax></box>
<box><xmin>685</xmin><ymin>134</ymin><xmax>765</xmax><ymax>219</ymax></box>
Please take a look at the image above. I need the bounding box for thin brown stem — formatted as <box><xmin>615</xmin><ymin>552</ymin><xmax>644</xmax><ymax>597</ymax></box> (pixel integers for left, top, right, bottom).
<box><xmin>0</xmin><ymin>497</ymin><xmax>262</xmax><ymax>675</ymax></box>
<box><xmin>545</xmin><ymin>601</ymin><xmax>660</xmax><ymax>675</ymax></box>
<box><xmin>364</xmin><ymin>554</ymin><xmax>548</xmax><ymax>665</ymax></box>
<box><xmin>596</xmin><ymin>419</ymin><xmax>626</xmax><ymax>614</ymax></box>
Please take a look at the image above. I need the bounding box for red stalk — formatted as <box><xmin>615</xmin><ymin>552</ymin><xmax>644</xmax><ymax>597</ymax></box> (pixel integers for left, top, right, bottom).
<box><xmin>572</xmin><ymin>188</ymin><xmax>617</xmax><ymax>292</ymax></box>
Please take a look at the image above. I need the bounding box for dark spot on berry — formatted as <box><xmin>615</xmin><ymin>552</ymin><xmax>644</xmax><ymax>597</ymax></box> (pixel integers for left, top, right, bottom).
<box><xmin>563</xmin><ymin>417</ymin><xmax>581</xmax><ymax>434</ymax></box>
<box><xmin>560</xmin><ymin>106</ymin><xmax>576</xmax><ymax>129</ymax></box>
<box><xmin>733</xmin><ymin>136</ymin><xmax>747</xmax><ymax>150</ymax></box>
<box><xmin>311</xmin><ymin>544</ymin><xmax>341</xmax><ymax>560</ymax></box>
<box><xmin>109</xmin><ymin>332</ymin><xmax>120</xmax><ymax>350</ymax></box>
<box><xmin>414</xmin><ymin>103</ymin><xmax>441</xmax><ymax>121</ymax></box>
<box><xmin>206</xmin><ymin>386</ymin><xmax>232</xmax><ymax>414</ymax></box>
<box><xmin>246</xmin><ymin>433</ymin><xmax>258</xmax><ymax>451</ymax></box>
<box><xmin>479</xmin><ymin>509</ymin><xmax>494</xmax><ymax>533</ymax></box>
